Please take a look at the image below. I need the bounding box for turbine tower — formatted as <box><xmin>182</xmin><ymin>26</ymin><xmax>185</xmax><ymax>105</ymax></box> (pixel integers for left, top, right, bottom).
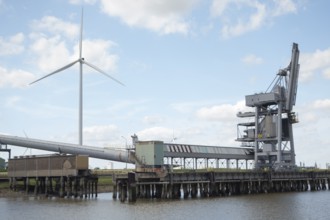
<box><xmin>30</xmin><ymin>9</ymin><xmax>124</xmax><ymax>146</ymax></box>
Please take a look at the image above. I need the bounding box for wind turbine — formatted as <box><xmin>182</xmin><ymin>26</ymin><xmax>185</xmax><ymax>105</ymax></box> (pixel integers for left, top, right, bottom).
<box><xmin>30</xmin><ymin>9</ymin><xmax>124</xmax><ymax>146</ymax></box>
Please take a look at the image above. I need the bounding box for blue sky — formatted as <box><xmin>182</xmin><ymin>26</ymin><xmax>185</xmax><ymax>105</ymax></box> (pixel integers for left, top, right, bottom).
<box><xmin>0</xmin><ymin>0</ymin><xmax>329</xmax><ymax>168</ymax></box>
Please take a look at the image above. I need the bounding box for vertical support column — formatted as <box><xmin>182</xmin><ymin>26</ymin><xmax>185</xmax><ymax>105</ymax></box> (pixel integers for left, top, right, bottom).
<box><xmin>145</xmin><ymin>184</ymin><xmax>150</xmax><ymax>198</ymax></box>
<box><xmin>113</xmin><ymin>181</ymin><xmax>117</xmax><ymax>199</ymax></box>
<box><xmin>191</xmin><ymin>183</ymin><xmax>197</xmax><ymax>198</ymax></box>
<box><xmin>49</xmin><ymin>177</ymin><xmax>53</xmax><ymax>195</ymax></box>
<box><xmin>79</xmin><ymin>177</ymin><xmax>84</xmax><ymax>198</ymax></box>
<box><xmin>254</xmin><ymin>106</ymin><xmax>259</xmax><ymax>169</ymax></box>
<box><xmin>128</xmin><ymin>172</ymin><xmax>137</xmax><ymax>203</ymax></box>
<box><xmin>277</xmin><ymin>101</ymin><xmax>282</xmax><ymax>164</ymax></box>
<box><xmin>60</xmin><ymin>176</ymin><xmax>65</xmax><ymax>198</ymax></box>
<box><xmin>9</xmin><ymin>178</ymin><xmax>13</xmax><ymax>191</ymax></box>
<box><xmin>183</xmin><ymin>184</ymin><xmax>188</xmax><ymax>198</ymax></box>
<box><xmin>25</xmin><ymin>177</ymin><xmax>30</xmax><ymax>194</ymax></box>
<box><xmin>119</xmin><ymin>181</ymin><xmax>126</xmax><ymax>202</ymax></box>
<box><xmin>155</xmin><ymin>184</ymin><xmax>162</xmax><ymax>198</ymax></box>
<box><xmin>288</xmin><ymin>122</ymin><xmax>296</xmax><ymax>166</ymax></box>
<box><xmin>45</xmin><ymin>177</ymin><xmax>49</xmax><ymax>197</ymax></box>
<box><xmin>161</xmin><ymin>183</ymin><xmax>167</xmax><ymax>199</ymax></box>
<box><xmin>66</xmin><ymin>177</ymin><xmax>72</xmax><ymax>198</ymax></box>
<box><xmin>34</xmin><ymin>177</ymin><xmax>39</xmax><ymax>195</ymax></box>
<box><xmin>95</xmin><ymin>178</ymin><xmax>98</xmax><ymax>198</ymax></box>
<box><xmin>112</xmin><ymin>174</ymin><xmax>117</xmax><ymax>199</ymax></box>
<box><xmin>89</xmin><ymin>179</ymin><xmax>95</xmax><ymax>197</ymax></box>
<box><xmin>41</xmin><ymin>178</ymin><xmax>46</xmax><ymax>194</ymax></box>
<box><xmin>84</xmin><ymin>177</ymin><xmax>88</xmax><ymax>198</ymax></box>
<box><xmin>88</xmin><ymin>180</ymin><xmax>91</xmax><ymax>198</ymax></box>
<box><xmin>73</xmin><ymin>177</ymin><xmax>78</xmax><ymax>198</ymax></box>
<box><xmin>209</xmin><ymin>172</ymin><xmax>216</xmax><ymax>196</ymax></box>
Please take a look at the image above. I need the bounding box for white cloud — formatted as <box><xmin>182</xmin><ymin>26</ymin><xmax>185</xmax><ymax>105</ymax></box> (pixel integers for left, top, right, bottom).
<box><xmin>31</xmin><ymin>16</ymin><xmax>79</xmax><ymax>39</ymax></box>
<box><xmin>210</xmin><ymin>0</ymin><xmax>230</xmax><ymax>17</ymax></box>
<box><xmin>211</xmin><ymin>0</ymin><xmax>298</xmax><ymax>38</ymax></box>
<box><xmin>0</xmin><ymin>66</ymin><xmax>35</xmax><ymax>88</ymax></box>
<box><xmin>272</xmin><ymin>0</ymin><xmax>297</xmax><ymax>16</ymax></box>
<box><xmin>5</xmin><ymin>96</ymin><xmax>21</xmax><ymax>107</ymax></box>
<box><xmin>223</xmin><ymin>1</ymin><xmax>266</xmax><ymax>38</ymax></box>
<box><xmin>137</xmin><ymin>126</ymin><xmax>173</xmax><ymax>141</ymax></box>
<box><xmin>105</xmin><ymin>99</ymin><xmax>149</xmax><ymax>116</ymax></box>
<box><xmin>196</xmin><ymin>100</ymin><xmax>248</xmax><ymax>122</ymax></box>
<box><xmin>312</xmin><ymin>99</ymin><xmax>330</xmax><ymax>110</ymax></box>
<box><xmin>171</xmin><ymin>100</ymin><xmax>220</xmax><ymax>114</ymax></box>
<box><xmin>323</xmin><ymin>67</ymin><xmax>330</xmax><ymax>79</ymax></box>
<box><xmin>0</xmin><ymin>33</ymin><xmax>25</xmax><ymax>56</ymax></box>
<box><xmin>29</xmin><ymin>15</ymin><xmax>118</xmax><ymax>75</ymax></box>
<box><xmin>100</xmin><ymin>0</ymin><xmax>198</xmax><ymax>35</ymax></box>
<box><xmin>295</xmin><ymin>99</ymin><xmax>330</xmax><ymax>131</ymax></box>
<box><xmin>294</xmin><ymin>99</ymin><xmax>330</xmax><ymax>167</ymax></box>
<box><xmin>143</xmin><ymin>115</ymin><xmax>164</xmax><ymax>125</ymax></box>
<box><xmin>242</xmin><ymin>54</ymin><xmax>263</xmax><ymax>65</ymax></box>
<box><xmin>171</xmin><ymin>101</ymin><xmax>201</xmax><ymax>113</ymax></box>
<box><xmin>300</xmin><ymin>112</ymin><xmax>318</xmax><ymax>124</ymax></box>
<box><xmin>83</xmin><ymin>124</ymin><xmax>121</xmax><ymax>145</ymax></box>
<box><xmin>29</xmin><ymin>34</ymin><xmax>72</xmax><ymax>73</ymax></box>
<box><xmin>300</xmin><ymin>47</ymin><xmax>330</xmax><ymax>82</ymax></box>
<box><xmin>72</xmin><ymin>39</ymin><xmax>118</xmax><ymax>73</ymax></box>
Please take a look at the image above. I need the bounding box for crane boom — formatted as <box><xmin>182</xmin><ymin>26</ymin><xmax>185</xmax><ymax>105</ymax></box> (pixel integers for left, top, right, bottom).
<box><xmin>286</xmin><ymin>43</ymin><xmax>300</xmax><ymax>111</ymax></box>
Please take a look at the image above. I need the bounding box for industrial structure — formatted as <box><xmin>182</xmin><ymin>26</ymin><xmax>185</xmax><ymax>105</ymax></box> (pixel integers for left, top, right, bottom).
<box><xmin>8</xmin><ymin>154</ymin><xmax>98</xmax><ymax>197</ymax></box>
<box><xmin>2</xmin><ymin>42</ymin><xmax>326</xmax><ymax>203</ymax></box>
<box><xmin>1</xmin><ymin>43</ymin><xmax>300</xmax><ymax>171</ymax></box>
<box><xmin>0</xmin><ymin>133</ymin><xmax>254</xmax><ymax>169</ymax></box>
<box><xmin>0</xmin><ymin>43</ymin><xmax>300</xmax><ymax>171</ymax></box>
<box><xmin>113</xmin><ymin>139</ymin><xmax>329</xmax><ymax>203</ymax></box>
<box><xmin>237</xmin><ymin>43</ymin><xmax>300</xmax><ymax>169</ymax></box>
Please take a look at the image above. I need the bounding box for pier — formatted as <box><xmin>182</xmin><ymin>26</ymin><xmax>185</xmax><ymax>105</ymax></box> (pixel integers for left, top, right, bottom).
<box><xmin>113</xmin><ymin>169</ymin><xmax>330</xmax><ymax>202</ymax></box>
<box><xmin>7</xmin><ymin>154</ymin><xmax>98</xmax><ymax>198</ymax></box>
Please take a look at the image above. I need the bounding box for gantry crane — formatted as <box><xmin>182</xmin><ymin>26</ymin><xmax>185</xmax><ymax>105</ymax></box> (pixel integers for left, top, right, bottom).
<box><xmin>237</xmin><ymin>43</ymin><xmax>300</xmax><ymax>170</ymax></box>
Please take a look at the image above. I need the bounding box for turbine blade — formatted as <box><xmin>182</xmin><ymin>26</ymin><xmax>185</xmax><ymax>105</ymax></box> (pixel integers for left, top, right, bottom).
<box><xmin>79</xmin><ymin>8</ymin><xmax>83</xmax><ymax>59</ymax></box>
<box><xmin>82</xmin><ymin>60</ymin><xmax>125</xmax><ymax>86</ymax></box>
<box><xmin>30</xmin><ymin>59</ymin><xmax>79</xmax><ymax>85</ymax></box>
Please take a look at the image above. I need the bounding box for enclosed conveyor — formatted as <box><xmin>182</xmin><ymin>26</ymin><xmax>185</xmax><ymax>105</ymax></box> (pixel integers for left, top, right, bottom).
<box><xmin>0</xmin><ymin>134</ymin><xmax>135</xmax><ymax>164</ymax></box>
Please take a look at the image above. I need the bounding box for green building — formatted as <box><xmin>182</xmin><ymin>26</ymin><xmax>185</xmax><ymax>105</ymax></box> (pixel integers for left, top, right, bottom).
<box><xmin>0</xmin><ymin>157</ymin><xmax>5</xmax><ymax>169</ymax></box>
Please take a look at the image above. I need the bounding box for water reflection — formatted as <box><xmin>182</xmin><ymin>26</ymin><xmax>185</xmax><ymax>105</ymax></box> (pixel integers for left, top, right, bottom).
<box><xmin>1</xmin><ymin>191</ymin><xmax>329</xmax><ymax>220</ymax></box>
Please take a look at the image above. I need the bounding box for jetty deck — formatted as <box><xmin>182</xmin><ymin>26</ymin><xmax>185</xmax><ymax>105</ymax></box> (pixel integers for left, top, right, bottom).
<box><xmin>113</xmin><ymin>169</ymin><xmax>330</xmax><ymax>202</ymax></box>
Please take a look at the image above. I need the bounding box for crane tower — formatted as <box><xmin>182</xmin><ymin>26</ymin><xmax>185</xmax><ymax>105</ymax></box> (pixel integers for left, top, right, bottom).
<box><xmin>237</xmin><ymin>43</ymin><xmax>300</xmax><ymax>170</ymax></box>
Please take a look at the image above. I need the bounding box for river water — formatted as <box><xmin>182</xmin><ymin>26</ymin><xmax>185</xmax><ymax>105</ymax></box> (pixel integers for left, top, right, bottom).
<box><xmin>1</xmin><ymin>191</ymin><xmax>329</xmax><ymax>220</ymax></box>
